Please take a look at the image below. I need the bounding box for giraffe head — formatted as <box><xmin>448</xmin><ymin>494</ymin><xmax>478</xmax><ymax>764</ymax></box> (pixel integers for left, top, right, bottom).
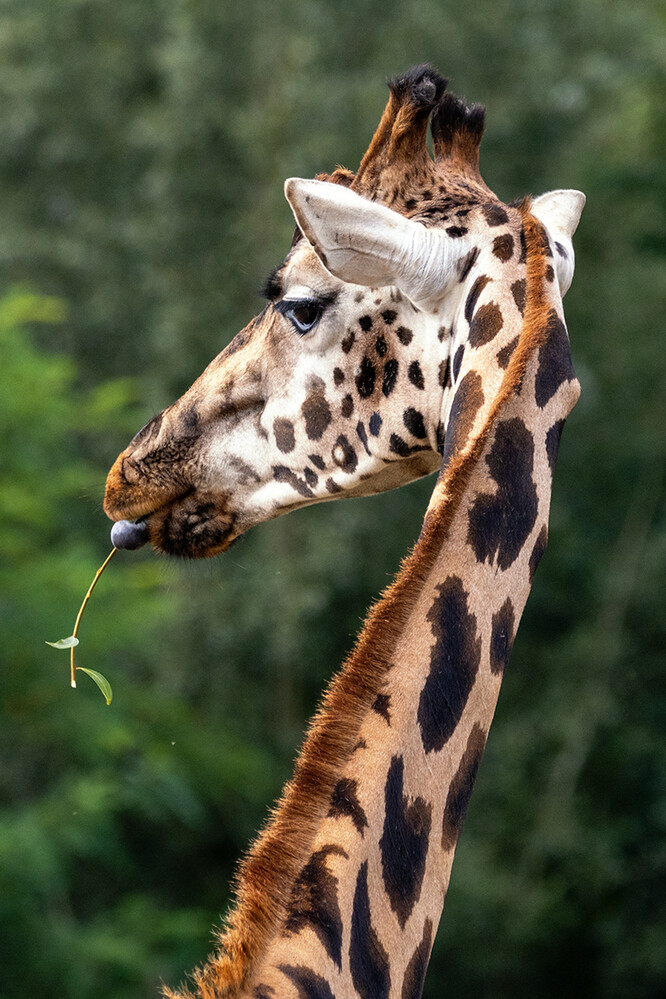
<box><xmin>104</xmin><ymin>65</ymin><xmax>583</xmax><ymax>558</ymax></box>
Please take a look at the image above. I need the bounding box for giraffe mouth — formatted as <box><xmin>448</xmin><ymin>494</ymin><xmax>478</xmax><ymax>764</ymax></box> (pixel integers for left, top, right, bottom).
<box><xmin>104</xmin><ymin>447</ymin><xmax>240</xmax><ymax>559</ymax></box>
<box><xmin>107</xmin><ymin>491</ymin><xmax>239</xmax><ymax>560</ymax></box>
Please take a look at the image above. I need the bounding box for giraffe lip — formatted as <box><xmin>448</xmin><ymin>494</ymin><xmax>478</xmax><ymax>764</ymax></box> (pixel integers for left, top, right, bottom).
<box><xmin>106</xmin><ymin>492</ymin><xmax>187</xmax><ymax>550</ymax></box>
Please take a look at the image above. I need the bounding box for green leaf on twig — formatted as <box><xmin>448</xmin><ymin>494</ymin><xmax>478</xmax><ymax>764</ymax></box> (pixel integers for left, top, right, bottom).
<box><xmin>76</xmin><ymin>668</ymin><xmax>113</xmax><ymax>705</ymax></box>
<box><xmin>45</xmin><ymin>636</ymin><xmax>80</xmax><ymax>649</ymax></box>
<box><xmin>46</xmin><ymin>547</ymin><xmax>118</xmax><ymax>701</ymax></box>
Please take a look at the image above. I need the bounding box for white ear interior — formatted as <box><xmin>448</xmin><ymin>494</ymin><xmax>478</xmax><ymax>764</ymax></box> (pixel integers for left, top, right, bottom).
<box><xmin>284</xmin><ymin>178</ymin><xmax>460</xmax><ymax>310</ymax></box>
<box><xmin>531</xmin><ymin>189</ymin><xmax>586</xmax><ymax>296</ymax></box>
<box><xmin>532</xmin><ymin>189</ymin><xmax>586</xmax><ymax>240</ymax></box>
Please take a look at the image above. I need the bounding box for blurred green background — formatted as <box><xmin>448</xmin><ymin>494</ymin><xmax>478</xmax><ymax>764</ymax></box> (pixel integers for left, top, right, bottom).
<box><xmin>0</xmin><ymin>1</ymin><xmax>664</xmax><ymax>997</ymax></box>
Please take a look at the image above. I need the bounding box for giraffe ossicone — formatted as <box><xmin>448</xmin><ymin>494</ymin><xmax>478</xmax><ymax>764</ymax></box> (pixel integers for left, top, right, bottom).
<box><xmin>104</xmin><ymin>65</ymin><xmax>584</xmax><ymax>999</ymax></box>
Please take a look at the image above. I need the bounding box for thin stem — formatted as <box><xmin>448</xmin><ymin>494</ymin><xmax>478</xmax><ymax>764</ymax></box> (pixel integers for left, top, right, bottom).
<box><xmin>70</xmin><ymin>548</ymin><xmax>118</xmax><ymax>687</ymax></box>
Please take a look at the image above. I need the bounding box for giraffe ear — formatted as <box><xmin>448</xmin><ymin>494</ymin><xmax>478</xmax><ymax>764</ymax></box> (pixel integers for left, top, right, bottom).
<box><xmin>284</xmin><ymin>177</ymin><xmax>457</xmax><ymax>310</ymax></box>
<box><xmin>531</xmin><ymin>189</ymin><xmax>585</xmax><ymax>296</ymax></box>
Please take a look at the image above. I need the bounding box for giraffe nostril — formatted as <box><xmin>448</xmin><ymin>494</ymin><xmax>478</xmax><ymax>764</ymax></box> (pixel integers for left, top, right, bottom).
<box><xmin>122</xmin><ymin>456</ymin><xmax>141</xmax><ymax>485</ymax></box>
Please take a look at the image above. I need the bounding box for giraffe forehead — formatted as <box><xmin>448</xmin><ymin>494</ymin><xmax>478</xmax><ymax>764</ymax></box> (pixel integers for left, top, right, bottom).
<box><xmin>281</xmin><ymin>243</ymin><xmax>344</xmax><ymax>298</ymax></box>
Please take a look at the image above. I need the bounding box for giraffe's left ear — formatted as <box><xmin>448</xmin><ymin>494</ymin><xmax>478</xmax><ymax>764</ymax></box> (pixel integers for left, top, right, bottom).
<box><xmin>531</xmin><ymin>189</ymin><xmax>586</xmax><ymax>297</ymax></box>
<box><xmin>284</xmin><ymin>177</ymin><xmax>458</xmax><ymax>310</ymax></box>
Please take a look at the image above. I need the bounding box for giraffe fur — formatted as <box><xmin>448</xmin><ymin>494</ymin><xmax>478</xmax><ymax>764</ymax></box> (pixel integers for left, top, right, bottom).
<box><xmin>104</xmin><ymin>66</ymin><xmax>584</xmax><ymax>998</ymax></box>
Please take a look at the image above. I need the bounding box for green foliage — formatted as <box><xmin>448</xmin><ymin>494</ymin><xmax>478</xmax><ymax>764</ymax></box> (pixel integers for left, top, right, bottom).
<box><xmin>0</xmin><ymin>2</ymin><xmax>664</xmax><ymax>998</ymax></box>
<box><xmin>0</xmin><ymin>292</ymin><xmax>282</xmax><ymax>998</ymax></box>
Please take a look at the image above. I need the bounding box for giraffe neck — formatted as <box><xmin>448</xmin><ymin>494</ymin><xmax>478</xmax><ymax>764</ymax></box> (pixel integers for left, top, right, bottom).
<box><xmin>166</xmin><ymin>208</ymin><xmax>580</xmax><ymax>999</ymax></box>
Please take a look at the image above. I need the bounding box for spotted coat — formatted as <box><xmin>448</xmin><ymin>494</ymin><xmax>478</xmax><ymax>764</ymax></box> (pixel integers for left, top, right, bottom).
<box><xmin>104</xmin><ymin>65</ymin><xmax>584</xmax><ymax>999</ymax></box>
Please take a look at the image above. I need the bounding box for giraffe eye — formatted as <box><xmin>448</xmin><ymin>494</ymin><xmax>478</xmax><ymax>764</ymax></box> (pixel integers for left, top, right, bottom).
<box><xmin>278</xmin><ymin>299</ymin><xmax>323</xmax><ymax>334</ymax></box>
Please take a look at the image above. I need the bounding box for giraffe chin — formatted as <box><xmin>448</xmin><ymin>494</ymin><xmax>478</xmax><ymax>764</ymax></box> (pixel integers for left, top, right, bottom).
<box><xmin>144</xmin><ymin>491</ymin><xmax>239</xmax><ymax>559</ymax></box>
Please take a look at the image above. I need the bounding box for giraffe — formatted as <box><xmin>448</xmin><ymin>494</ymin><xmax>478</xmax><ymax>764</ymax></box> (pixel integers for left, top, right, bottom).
<box><xmin>104</xmin><ymin>66</ymin><xmax>584</xmax><ymax>999</ymax></box>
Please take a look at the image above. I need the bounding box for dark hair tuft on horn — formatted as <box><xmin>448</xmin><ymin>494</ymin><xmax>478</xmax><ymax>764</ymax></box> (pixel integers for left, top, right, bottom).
<box><xmin>431</xmin><ymin>93</ymin><xmax>486</xmax><ymax>151</ymax></box>
<box><xmin>388</xmin><ymin>64</ymin><xmax>448</xmax><ymax>112</ymax></box>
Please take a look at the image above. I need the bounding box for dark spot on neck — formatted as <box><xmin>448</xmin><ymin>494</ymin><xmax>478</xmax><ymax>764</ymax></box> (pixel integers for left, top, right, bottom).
<box><xmin>356</xmin><ymin>420</ymin><xmax>371</xmax><ymax>455</ymax></box>
<box><xmin>496</xmin><ymin>335</ymin><xmax>519</xmax><ymax>369</ymax></box>
<box><xmin>511</xmin><ymin>278</ymin><xmax>526</xmax><ymax>316</ymax></box>
<box><xmin>466</xmin><ymin>417</ymin><xmax>538</xmax><ymax>570</ymax></box>
<box><xmin>408</xmin><ymin>360</ymin><xmax>425</xmax><ymax>389</ymax></box>
<box><xmin>481</xmin><ymin>202</ymin><xmax>510</xmax><ymax>226</ymax></box>
<box><xmin>441</xmin><ymin>723</ymin><xmax>487</xmax><ymax>850</ymax></box>
<box><xmin>341</xmin><ymin>394</ymin><xmax>354</xmax><ymax>418</ymax></box>
<box><xmin>349</xmin><ymin>861</ymin><xmax>391</xmax><ymax>999</ymax></box>
<box><xmin>469</xmin><ymin>301</ymin><xmax>503</xmax><ymax>347</ymax></box>
<box><xmin>328</xmin><ymin>778</ymin><xmax>368</xmax><ymax>835</ymax></box>
<box><xmin>342</xmin><ymin>330</ymin><xmax>356</xmax><ymax>353</ymax></box>
<box><xmin>535</xmin><ymin>311</ymin><xmax>575</xmax><ymax>408</ymax></box>
<box><xmin>529</xmin><ymin>524</ymin><xmax>548</xmax><ymax>582</ymax></box>
<box><xmin>442</xmin><ymin>371</ymin><xmax>484</xmax><ymax>467</ymax></box>
<box><xmin>372</xmin><ymin>692</ymin><xmax>391</xmax><ymax>724</ymax></box>
<box><xmin>490</xmin><ymin>597</ymin><xmax>515</xmax><ymax>675</ymax></box>
<box><xmin>418</xmin><ymin>576</ymin><xmax>481</xmax><ymax>752</ymax></box>
<box><xmin>278</xmin><ymin>965</ymin><xmax>337</xmax><ymax>999</ymax></box>
<box><xmin>492</xmin><ymin>233</ymin><xmax>514</xmax><ymax>261</ymax></box>
<box><xmin>400</xmin><ymin>919</ymin><xmax>433</xmax><ymax>999</ymax></box>
<box><xmin>283</xmin><ymin>844</ymin><xmax>348</xmax><ymax>970</ymax></box>
<box><xmin>273</xmin><ymin>418</ymin><xmax>296</xmax><ymax>453</ymax></box>
<box><xmin>379</xmin><ymin>755</ymin><xmax>432</xmax><ymax>928</ymax></box>
<box><xmin>458</xmin><ymin>247</ymin><xmax>479</xmax><ymax>282</ymax></box>
<box><xmin>452</xmin><ymin>343</ymin><xmax>465</xmax><ymax>382</ymax></box>
<box><xmin>302</xmin><ymin>389</ymin><xmax>332</xmax><ymax>440</ymax></box>
<box><xmin>369</xmin><ymin>412</ymin><xmax>382</xmax><ymax>436</ymax></box>
<box><xmin>545</xmin><ymin>419</ymin><xmax>566</xmax><ymax>470</ymax></box>
<box><xmin>464</xmin><ymin>274</ymin><xmax>492</xmax><ymax>324</ymax></box>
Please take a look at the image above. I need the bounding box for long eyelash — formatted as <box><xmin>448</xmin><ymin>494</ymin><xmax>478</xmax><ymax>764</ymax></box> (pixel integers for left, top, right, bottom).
<box><xmin>274</xmin><ymin>291</ymin><xmax>339</xmax><ymax>314</ymax></box>
<box><xmin>274</xmin><ymin>298</ymin><xmax>311</xmax><ymax>316</ymax></box>
<box><xmin>262</xmin><ymin>267</ymin><xmax>283</xmax><ymax>301</ymax></box>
